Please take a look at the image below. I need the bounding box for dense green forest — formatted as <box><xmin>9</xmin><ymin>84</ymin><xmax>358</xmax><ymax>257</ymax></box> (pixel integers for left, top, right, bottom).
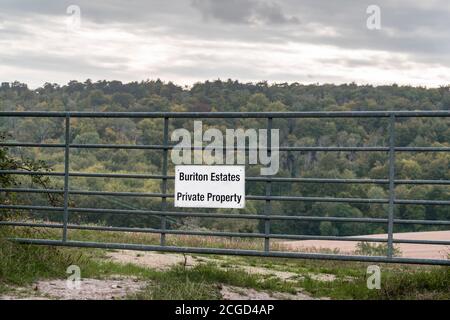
<box><xmin>0</xmin><ymin>80</ymin><xmax>449</xmax><ymax>237</ymax></box>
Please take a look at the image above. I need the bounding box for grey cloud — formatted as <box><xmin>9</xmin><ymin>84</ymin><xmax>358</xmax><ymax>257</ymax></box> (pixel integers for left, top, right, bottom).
<box><xmin>0</xmin><ymin>0</ymin><xmax>449</xmax><ymax>87</ymax></box>
<box><xmin>0</xmin><ymin>22</ymin><xmax>33</xmax><ymax>40</ymax></box>
<box><xmin>191</xmin><ymin>0</ymin><xmax>299</xmax><ymax>25</ymax></box>
<box><xmin>316</xmin><ymin>56</ymin><xmax>415</xmax><ymax>71</ymax></box>
<box><xmin>0</xmin><ymin>52</ymin><xmax>130</xmax><ymax>74</ymax></box>
<box><xmin>2</xmin><ymin>0</ymin><xmax>448</xmax><ymax>61</ymax></box>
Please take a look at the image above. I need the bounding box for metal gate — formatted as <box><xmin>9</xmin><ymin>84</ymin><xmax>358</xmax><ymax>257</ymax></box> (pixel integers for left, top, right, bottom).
<box><xmin>0</xmin><ymin>111</ymin><xmax>449</xmax><ymax>265</ymax></box>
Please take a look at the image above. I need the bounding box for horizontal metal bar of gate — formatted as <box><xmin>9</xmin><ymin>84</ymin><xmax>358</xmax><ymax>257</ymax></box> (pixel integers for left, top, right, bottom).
<box><xmin>1</xmin><ymin>205</ymin><xmax>449</xmax><ymax>226</ymax></box>
<box><xmin>2</xmin><ymin>221</ymin><xmax>450</xmax><ymax>245</ymax></box>
<box><xmin>0</xmin><ymin>110</ymin><xmax>449</xmax><ymax>117</ymax></box>
<box><xmin>1</xmin><ymin>141</ymin><xmax>449</xmax><ymax>152</ymax></box>
<box><xmin>0</xmin><ymin>170</ymin><xmax>449</xmax><ymax>185</ymax></box>
<box><xmin>2</xmin><ymin>187</ymin><xmax>449</xmax><ymax>205</ymax></box>
<box><xmin>1</xmin><ymin>110</ymin><xmax>449</xmax><ymax>265</ymax></box>
<box><xmin>63</xmin><ymin>210</ymin><xmax>450</xmax><ymax>226</ymax></box>
<box><xmin>8</xmin><ymin>238</ymin><xmax>450</xmax><ymax>266</ymax></box>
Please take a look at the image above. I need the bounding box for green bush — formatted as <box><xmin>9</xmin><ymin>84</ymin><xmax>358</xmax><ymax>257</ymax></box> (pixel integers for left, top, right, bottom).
<box><xmin>355</xmin><ymin>242</ymin><xmax>402</xmax><ymax>257</ymax></box>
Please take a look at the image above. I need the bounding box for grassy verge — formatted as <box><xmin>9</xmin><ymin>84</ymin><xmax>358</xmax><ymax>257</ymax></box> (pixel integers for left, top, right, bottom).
<box><xmin>297</xmin><ymin>266</ymin><xmax>450</xmax><ymax>300</ymax></box>
<box><xmin>0</xmin><ymin>227</ymin><xmax>86</xmax><ymax>286</ymax></box>
<box><xmin>0</xmin><ymin>226</ymin><xmax>157</xmax><ymax>288</ymax></box>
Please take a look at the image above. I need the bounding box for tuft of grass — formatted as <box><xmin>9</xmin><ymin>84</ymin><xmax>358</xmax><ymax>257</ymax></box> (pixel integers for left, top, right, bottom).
<box><xmin>297</xmin><ymin>266</ymin><xmax>450</xmax><ymax>300</ymax></box>
<box><xmin>132</xmin><ymin>263</ymin><xmax>298</xmax><ymax>300</ymax></box>
<box><xmin>298</xmin><ymin>276</ymin><xmax>376</xmax><ymax>299</ymax></box>
<box><xmin>133</xmin><ymin>275</ymin><xmax>221</xmax><ymax>300</ymax></box>
<box><xmin>0</xmin><ymin>227</ymin><xmax>86</xmax><ymax>286</ymax></box>
<box><xmin>0</xmin><ymin>226</ymin><xmax>156</xmax><ymax>287</ymax></box>
<box><xmin>355</xmin><ymin>242</ymin><xmax>402</xmax><ymax>257</ymax></box>
<box><xmin>377</xmin><ymin>267</ymin><xmax>450</xmax><ymax>300</ymax></box>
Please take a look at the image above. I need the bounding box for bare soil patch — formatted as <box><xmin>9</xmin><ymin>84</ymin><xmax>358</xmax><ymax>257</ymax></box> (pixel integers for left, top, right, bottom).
<box><xmin>107</xmin><ymin>250</ymin><xmax>196</xmax><ymax>270</ymax></box>
<box><xmin>226</xmin><ymin>265</ymin><xmax>336</xmax><ymax>282</ymax></box>
<box><xmin>220</xmin><ymin>285</ymin><xmax>320</xmax><ymax>300</ymax></box>
<box><xmin>0</xmin><ymin>278</ymin><xmax>145</xmax><ymax>300</ymax></box>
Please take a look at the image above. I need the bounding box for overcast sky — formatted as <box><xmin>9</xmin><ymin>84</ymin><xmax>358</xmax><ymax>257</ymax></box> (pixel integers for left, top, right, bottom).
<box><xmin>1</xmin><ymin>0</ymin><xmax>449</xmax><ymax>88</ymax></box>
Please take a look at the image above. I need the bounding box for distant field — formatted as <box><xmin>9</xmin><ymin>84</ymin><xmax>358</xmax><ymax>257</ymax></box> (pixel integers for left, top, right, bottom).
<box><xmin>281</xmin><ymin>230</ymin><xmax>450</xmax><ymax>259</ymax></box>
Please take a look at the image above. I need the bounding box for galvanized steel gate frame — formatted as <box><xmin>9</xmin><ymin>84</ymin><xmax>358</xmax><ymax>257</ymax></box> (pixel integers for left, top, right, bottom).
<box><xmin>0</xmin><ymin>111</ymin><xmax>449</xmax><ymax>265</ymax></box>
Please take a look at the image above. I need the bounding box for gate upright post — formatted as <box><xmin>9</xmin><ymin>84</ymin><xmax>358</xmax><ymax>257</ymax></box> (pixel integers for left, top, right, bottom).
<box><xmin>387</xmin><ymin>114</ymin><xmax>396</xmax><ymax>258</ymax></box>
<box><xmin>264</xmin><ymin>117</ymin><xmax>273</xmax><ymax>252</ymax></box>
<box><xmin>62</xmin><ymin>114</ymin><xmax>70</xmax><ymax>242</ymax></box>
<box><xmin>160</xmin><ymin>117</ymin><xmax>169</xmax><ymax>246</ymax></box>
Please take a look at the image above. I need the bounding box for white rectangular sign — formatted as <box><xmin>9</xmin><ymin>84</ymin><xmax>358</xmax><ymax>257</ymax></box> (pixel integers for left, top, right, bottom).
<box><xmin>174</xmin><ymin>165</ymin><xmax>245</xmax><ymax>209</ymax></box>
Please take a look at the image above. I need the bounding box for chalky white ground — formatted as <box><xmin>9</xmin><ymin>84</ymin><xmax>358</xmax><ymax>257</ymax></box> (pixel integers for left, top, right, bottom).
<box><xmin>0</xmin><ymin>278</ymin><xmax>145</xmax><ymax>300</ymax></box>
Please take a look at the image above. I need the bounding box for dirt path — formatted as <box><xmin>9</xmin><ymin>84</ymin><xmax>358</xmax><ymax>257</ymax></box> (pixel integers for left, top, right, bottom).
<box><xmin>106</xmin><ymin>251</ymin><xmax>197</xmax><ymax>270</ymax></box>
<box><xmin>106</xmin><ymin>250</ymin><xmax>334</xmax><ymax>299</ymax></box>
<box><xmin>0</xmin><ymin>278</ymin><xmax>145</xmax><ymax>300</ymax></box>
<box><xmin>281</xmin><ymin>230</ymin><xmax>450</xmax><ymax>259</ymax></box>
<box><xmin>107</xmin><ymin>249</ymin><xmax>337</xmax><ymax>282</ymax></box>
